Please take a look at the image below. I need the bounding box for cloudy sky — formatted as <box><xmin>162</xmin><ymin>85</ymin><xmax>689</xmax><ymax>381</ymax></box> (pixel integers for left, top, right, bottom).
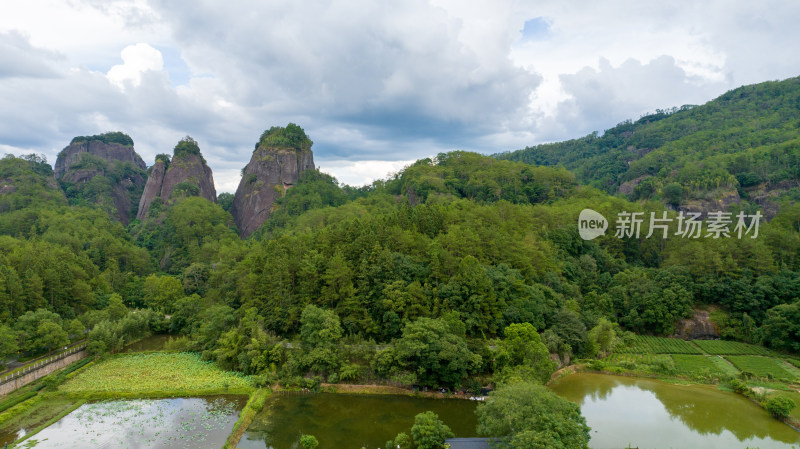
<box><xmin>1</xmin><ymin>0</ymin><xmax>799</xmax><ymax>191</ymax></box>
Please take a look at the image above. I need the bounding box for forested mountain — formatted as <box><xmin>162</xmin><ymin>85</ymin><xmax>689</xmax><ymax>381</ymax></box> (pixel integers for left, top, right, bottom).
<box><xmin>55</xmin><ymin>132</ymin><xmax>148</xmax><ymax>225</ymax></box>
<box><xmin>232</xmin><ymin>124</ymin><xmax>316</xmax><ymax>237</ymax></box>
<box><xmin>136</xmin><ymin>136</ymin><xmax>217</xmax><ymax>221</ymax></box>
<box><xmin>496</xmin><ymin>76</ymin><xmax>800</xmax><ymax>218</ymax></box>
<box><xmin>1</xmin><ymin>80</ymin><xmax>800</xmax><ymax>392</ymax></box>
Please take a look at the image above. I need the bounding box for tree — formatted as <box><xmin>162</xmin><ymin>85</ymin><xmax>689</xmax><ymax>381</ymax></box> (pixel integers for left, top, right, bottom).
<box><xmin>395</xmin><ymin>317</ymin><xmax>481</xmax><ymax>388</ymax></box>
<box><xmin>497</xmin><ymin>322</ymin><xmax>555</xmax><ymax>384</ymax></box>
<box><xmin>410</xmin><ymin>411</ymin><xmax>454</xmax><ymax>449</ymax></box>
<box><xmin>299</xmin><ymin>434</ymin><xmax>319</xmax><ymax>449</ymax></box>
<box><xmin>15</xmin><ymin>308</ymin><xmax>65</xmax><ymax>353</ymax></box>
<box><xmin>34</xmin><ymin>320</ymin><xmax>69</xmax><ymax>352</ymax></box>
<box><xmin>548</xmin><ymin>309</ymin><xmax>588</xmax><ymax>357</ymax></box>
<box><xmin>143</xmin><ymin>275</ymin><xmax>184</xmax><ymax>312</ymax></box>
<box><xmin>300</xmin><ymin>304</ymin><xmax>343</xmax><ymax>349</ymax></box>
<box><xmin>587</xmin><ymin>318</ymin><xmax>617</xmax><ymax>357</ymax></box>
<box><xmin>65</xmin><ymin>318</ymin><xmax>86</xmax><ymax>342</ymax></box>
<box><xmin>662</xmin><ymin>182</ymin><xmax>683</xmax><ymax>207</ymax></box>
<box><xmin>106</xmin><ymin>293</ymin><xmax>128</xmax><ymax>321</ymax></box>
<box><xmin>0</xmin><ymin>324</ymin><xmax>19</xmax><ymax>360</ymax></box>
<box><xmin>477</xmin><ymin>381</ymin><xmax>590</xmax><ymax>449</ymax></box>
<box><xmin>392</xmin><ymin>432</ymin><xmax>412</xmax><ymax>449</ymax></box>
<box><xmin>765</xmin><ymin>396</ymin><xmax>795</xmax><ymax>419</ymax></box>
<box><xmin>299</xmin><ymin>305</ymin><xmax>343</xmax><ymax>375</ymax></box>
<box><xmin>761</xmin><ymin>301</ymin><xmax>800</xmax><ymax>352</ymax></box>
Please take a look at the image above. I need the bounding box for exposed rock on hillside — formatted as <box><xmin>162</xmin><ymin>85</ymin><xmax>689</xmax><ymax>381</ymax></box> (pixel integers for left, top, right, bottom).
<box><xmin>136</xmin><ymin>137</ymin><xmax>217</xmax><ymax>221</ymax></box>
<box><xmin>55</xmin><ymin>133</ymin><xmax>147</xmax><ymax>224</ymax></box>
<box><xmin>675</xmin><ymin>309</ymin><xmax>720</xmax><ymax>340</ymax></box>
<box><xmin>232</xmin><ymin>124</ymin><xmax>315</xmax><ymax>237</ymax></box>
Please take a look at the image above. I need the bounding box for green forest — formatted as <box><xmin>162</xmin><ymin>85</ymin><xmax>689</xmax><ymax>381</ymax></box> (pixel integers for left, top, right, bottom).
<box><xmin>2</xmin><ymin>77</ymin><xmax>800</xmax><ymax>447</ymax></box>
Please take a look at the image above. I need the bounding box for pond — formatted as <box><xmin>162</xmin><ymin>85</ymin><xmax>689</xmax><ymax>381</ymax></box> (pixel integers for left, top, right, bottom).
<box><xmin>238</xmin><ymin>392</ymin><xmax>479</xmax><ymax>449</ymax></box>
<box><xmin>550</xmin><ymin>373</ymin><xmax>800</xmax><ymax>449</ymax></box>
<box><xmin>120</xmin><ymin>334</ymin><xmax>178</xmax><ymax>353</ymax></box>
<box><xmin>17</xmin><ymin>395</ymin><xmax>246</xmax><ymax>448</ymax></box>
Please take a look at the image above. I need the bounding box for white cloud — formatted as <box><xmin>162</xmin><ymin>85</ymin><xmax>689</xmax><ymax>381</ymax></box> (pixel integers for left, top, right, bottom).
<box><xmin>319</xmin><ymin>159</ymin><xmax>419</xmax><ymax>187</ymax></box>
<box><xmin>106</xmin><ymin>43</ymin><xmax>164</xmax><ymax>89</ymax></box>
<box><xmin>1</xmin><ymin>0</ymin><xmax>800</xmax><ymax>193</ymax></box>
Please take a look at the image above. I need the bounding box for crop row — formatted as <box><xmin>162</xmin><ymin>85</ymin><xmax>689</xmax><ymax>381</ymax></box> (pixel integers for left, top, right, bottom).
<box><xmin>726</xmin><ymin>356</ymin><xmax>798</xmax><ymax>380</ymax></box>
<box><xmin>691</xmin><ymin>340</ymin><xmax>774</xmax><ymax>356</ymax></box>
<box><xmin>616</xmin><ymin>336</ymin><xmax>702</xmax><ymax>354</ymax></box>
<box><xmin>605</xmin><ymin>353</ymin><xmax>671</xmax><ymax>365</ymax></box>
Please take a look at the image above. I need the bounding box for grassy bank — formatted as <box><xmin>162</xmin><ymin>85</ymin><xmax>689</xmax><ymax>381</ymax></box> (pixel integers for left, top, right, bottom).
<box><xmin>222</xmin><ymin>388</ymin><xmax>271</xmax><ymax>449</ymax></box>
<box><xmin>59</xmin><ymin>352</ymin><xmax>254</xmax><ymax>398</ymax></box>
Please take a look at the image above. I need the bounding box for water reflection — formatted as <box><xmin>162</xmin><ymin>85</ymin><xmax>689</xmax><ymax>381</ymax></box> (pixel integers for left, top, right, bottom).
<box><xmin>550</xmin><ymin>373</ymin><xmax>800</xmax><ymax>449</ymax></box>
<box><xmin>240</xmin><ymin>393</ymin><xmax>478</xmax><ymax>449</ymax></box>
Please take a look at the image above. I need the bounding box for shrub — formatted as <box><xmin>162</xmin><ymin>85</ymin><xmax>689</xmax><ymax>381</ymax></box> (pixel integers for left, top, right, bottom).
<box><xmin>300</xmin><ymin>434</ymin><xmax>319</xmax><ymax>449</ymax></box>
<box><xmin>765</xmin><ymin>396</ymin><xmax>796</xmax><ymax>419</ymax></box>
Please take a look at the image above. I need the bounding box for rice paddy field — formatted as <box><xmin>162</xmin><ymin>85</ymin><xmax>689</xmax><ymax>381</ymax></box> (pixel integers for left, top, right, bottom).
<box><xmin>59</xmin><ymin>353</ymin><xmax>254</xmax><ymax>397</ymax></box>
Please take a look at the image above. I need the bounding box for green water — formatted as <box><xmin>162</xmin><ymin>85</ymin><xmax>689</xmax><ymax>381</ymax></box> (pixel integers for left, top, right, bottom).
<box><xmin>550</xmin><ymin>373</ymin><xmax>800</xmax><ymax>449</ymax></box>
<box><xmin>120</xmin><ymin>334</ymin><xmax>176</xmax><ymax>353</ymax></box>
<box><xmin>238</xmin><ymin>393</ymin><xmax>478</xmax><ymax>449</ymax></box>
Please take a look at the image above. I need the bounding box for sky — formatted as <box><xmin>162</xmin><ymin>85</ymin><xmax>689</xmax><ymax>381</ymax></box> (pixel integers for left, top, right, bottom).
<box><xmin>1</xmin><ymin>1</ymin><xmax>800</xmax><ymax>191</ymax></box>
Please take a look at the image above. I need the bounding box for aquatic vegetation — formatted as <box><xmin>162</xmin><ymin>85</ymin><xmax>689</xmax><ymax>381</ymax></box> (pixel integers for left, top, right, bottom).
<box><xmin>16</xmin><ymin>396</ymin><xmax>244</xmax><ymax>448</ymax></box>
<box><xmin>60</xmin><ymin>352</ymin><xmax>253</xmax><ymax>397</ymax></box>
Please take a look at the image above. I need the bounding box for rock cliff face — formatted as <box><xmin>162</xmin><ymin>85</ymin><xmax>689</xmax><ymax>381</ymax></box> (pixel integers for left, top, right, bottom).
<box><xmin>55</xmin><ymin>140</ymin><xmax>146</xmax><ymax>179</ymax></box>
<box><xmin>136</xmin><ymin>160</ymin><xmax>167</xmax><ymax>221</ymax></box>
<box><xmin>675</xmin><ymin>309</ymin><xmax>720</xmax><ymax>340</ymax></box>
<box><xmin>232</xmin><ymin>145</ymin><xmax>314</xmax><ymax>237</ymax></box>
<box><xmin>55</xmin><ymin>136</ymin><xmax>147</xmax><ymax>224</ymax></box>
<box><xmin>136</xmin><ymin>139</ymin><xmax>217</xmax><ymax>221</ymax></box>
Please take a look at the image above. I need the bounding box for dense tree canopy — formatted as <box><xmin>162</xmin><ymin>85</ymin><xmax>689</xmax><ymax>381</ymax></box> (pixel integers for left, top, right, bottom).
<box><xmin>477</xmin><ymin>381</ymin><xmax>591</xmax><ymax>449</ymax></box>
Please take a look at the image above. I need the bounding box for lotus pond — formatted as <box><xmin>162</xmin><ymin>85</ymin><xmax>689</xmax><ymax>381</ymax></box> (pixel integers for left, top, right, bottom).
<box><xmin>13</xmin><ymin>395</ymin><xmax>246</xmax><ymax>448</ymax></box>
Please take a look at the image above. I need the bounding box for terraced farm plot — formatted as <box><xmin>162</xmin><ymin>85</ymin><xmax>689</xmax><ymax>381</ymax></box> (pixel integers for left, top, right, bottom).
<box><xmin>708</xmin><ymin>356</ymin><xmax>741</xmax><ymax>376</ymax></box>
<box><xmin>781</xmin><ymin>360</ymin><xmax>800</xmax><ymax>378</ymax></box>
<box><xmin>725</xmin><ymin>356</ymin><xmax>798</xmax><ymax>380</ymax></box>
<box><xmin>616</xmin><ymin>336</ymin><xmax>702</xmax><ymax>354</ymax></box>
<box><xmin>671</xmin><ymin>355</ymin><xmax>725</xmax><ymax>377</ymax></box>
<box><xmin>692</xmin><ymin>340</ymin><xmax>774</xmax><ymax>356</ymax></box>
<box><xmin>605</xmin><ymin>353</ymin><xmax>672</xmax><ymax>366</ymax></box>
<box><xmin>60</xmin><ymin>352</ymin><xmax>253</xmax><ymax>396</ymax></box>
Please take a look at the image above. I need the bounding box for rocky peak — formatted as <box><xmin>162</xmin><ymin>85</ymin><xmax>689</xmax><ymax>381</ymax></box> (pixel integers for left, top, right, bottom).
<box><xmin>55</xmin><ymin>132</ymin><xmax>147</xmax><ymax>224</ymax></box>
<box><xmin>231</xmin><ymin>124</ymin><xmax>315</xmax><ymax>237</ymax></box>
<box><xmin>136</xmin><ymin>137</ymin><xmax>217</xmax><ymax>221</ymax></box>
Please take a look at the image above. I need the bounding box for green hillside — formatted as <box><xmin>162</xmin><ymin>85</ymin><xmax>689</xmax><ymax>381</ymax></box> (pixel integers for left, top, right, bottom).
<box><xmin>496</xmin><ymin>77</ymin><xmax>800</xmax><ymax>215</ymax></box>
<box><xmin>0</xmin><ymin>106</ymin><xmax>799</xmax><ymax>396</ymax></box>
